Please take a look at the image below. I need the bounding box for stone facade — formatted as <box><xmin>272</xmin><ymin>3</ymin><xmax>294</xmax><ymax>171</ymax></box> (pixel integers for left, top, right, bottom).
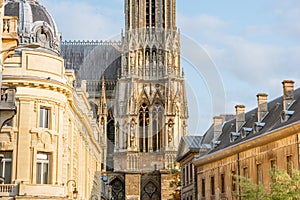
<box><xmin>0</xmin><ymin>1</ymin><xmax>103</xmax><ymax>199</ymax></box>
<box><xmin>192</xmin><ymin>80</ymin><xmax>300</xmax><ymax>200</ymax></box>
<box><xmin>59</xmin><ymin>0</ymin><xmax>188</xmax><ymax>199</ymax></box>
<box><xmin>0</xmin><ymin>0</ymin><xmax>18</xmax><ymax>129</ymax></box>
<box><xmin>176</xmin><ymin>136</ymin><xmax>203</xmax><ymax>200</ymax></box>
<box><xmin>109</xmin><ymin>0</ymin><xmax>188</xmax><ymax>199</ymax></box>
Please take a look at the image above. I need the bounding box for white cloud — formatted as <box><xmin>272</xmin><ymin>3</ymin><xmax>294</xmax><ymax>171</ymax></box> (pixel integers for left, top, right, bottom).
<box><xmin>178</xmin><ymin>10</ymin><xmax>300</xmax><ymax>118</ymax></box>
<box><xmin>41</xmin><ymin>0</ymin><xmax>122</xmax><ymax>40</ymax></box>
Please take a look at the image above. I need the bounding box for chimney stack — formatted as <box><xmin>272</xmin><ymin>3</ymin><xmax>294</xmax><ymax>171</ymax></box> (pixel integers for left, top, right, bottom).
<box><xmin>235</xmin><ymin>105</ymin><xmax>245</xmax><ymax>132</ymax></box>
<box><xmin>257</xmin><ymin>93</ymin><xmax>268</xmax><ymax>122</ymax></box>
<box><xmin>282</xmin><ymin>80</ymin><xmax>294</xmax><ymax>110</ymax></box>
<box><xmin>213</xmin><ymin>116</ymin><xmax>224</xmax><ymax>141</ymax></box>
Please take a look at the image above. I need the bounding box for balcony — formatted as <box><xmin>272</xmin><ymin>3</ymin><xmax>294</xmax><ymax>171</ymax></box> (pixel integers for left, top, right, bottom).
<box><xmin>0</xmin><ymin>86</ymin><xmax>16</xmax><ymax>129</ymax></box>
<box><xmin>0</xmin><ymin>184</ymin><xmax>19</xmax><ymax>197</ymax></box>
<box><xmin>2</xmin><ymin>16</ymin><xmax>18</xmax><ymax>52</ymax></box>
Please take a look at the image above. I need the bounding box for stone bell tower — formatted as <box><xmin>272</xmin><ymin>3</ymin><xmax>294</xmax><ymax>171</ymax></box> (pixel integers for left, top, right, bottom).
<box><xmin>112</xmin><ymin>0</ymin><xmax>188</xmax><ymax>199</ymax></box>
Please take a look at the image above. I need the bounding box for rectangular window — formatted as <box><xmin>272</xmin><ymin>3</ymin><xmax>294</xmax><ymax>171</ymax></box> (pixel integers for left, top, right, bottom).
<box><xmin>186</xmin><ymin>165</ymin><xmax>189</xmax><ymax>184</ymax></box>
<box><xmin>232</xmin><ymin>171</ymin><xmax>236</xmax><ymax>191</ymax></box>
<box><xmin>271</xmin><ymin>160</ymin><xmax>276</xmax><ymax>171</ymax></box>
<box><xmin>190</xmin><ymin>163</ymin><xmax>193</xmax><ymax>184</ymax></box>
<box><xmin>257</xmin><ymin>164</ymin><xmax>263</xmax><ymax>184</ymax></box>
<box><xmin>221</xmin><ymin>174</ymin><xmax>225</xmax><ymax>193</ymax></box>
<box><xmin>182</xmin><ymin>167</ymin><xmax>185</xmax><ymax>186</ymax></box>
<box><xmin>243</xmin><ymin>167</ymin><xmax>249</xmax><ymax>179</ymax></box>
<box><xmin>201</xmin><ymin>178</ymin><xmax>205</xmax><ymax>197</ymax></box>
<box><xmin>210</xmin><ymin>176</ymin><xmax>215</xmax><ymax>195</ymax></box>
<box><xmin>287</xmin><ymin>155</ymin><xmax>293</xmax><ymax>176</ymax></box>
<box><xmin>39</xmin><ymin>107</ymin><xmax>50</xmax><ymax>128</ymax></box>
<box><xmin>0</xmin><ymin>151</ymin><xmax>12</xmax><ymax>184</ymax></box>
<box><xmin>36</xmin><ymin>153</ymin><xmax>50</xmax><ymax>184</ymax></box>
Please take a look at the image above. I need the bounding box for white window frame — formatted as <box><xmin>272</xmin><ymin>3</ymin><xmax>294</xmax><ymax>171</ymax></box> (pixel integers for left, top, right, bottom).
<box><xmin>0</xmin><ymin>154</ymin><xmax>12</xmax><ymax>184</ymax></box>
<box><xmin>39</xmin><ymin>107</ymin><xmax>50</xmax><ymax>129</ymax></box>
<box><xmin>36</xmin><ymin>153</ymin><xmax>50</xmax><ymax>184</ymax></box>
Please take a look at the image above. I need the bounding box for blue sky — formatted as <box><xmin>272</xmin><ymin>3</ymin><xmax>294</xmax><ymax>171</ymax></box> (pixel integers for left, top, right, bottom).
<box><xmin>40</xmin><ymin>0</ymin><xmax>300</xmax><ymax>135</ymax></box>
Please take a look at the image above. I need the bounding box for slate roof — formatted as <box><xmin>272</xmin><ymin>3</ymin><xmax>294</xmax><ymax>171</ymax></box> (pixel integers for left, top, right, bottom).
<box><xmin>201</xmin><ymin>114</ymin><xmax>235</xmax><ymax>146</ymax></box>
<box><xmin>61</xmin><ymin>41</ymin><xmax>122</xmax><ymax>98</ymax></box>
<box><xmin>176</xmin><ymin>135</ymin><xmax>203</xmax><ymax>162</ymax></box>
<box><xmin>206</xmin><ymin>87</ymin><xmax>300</xmax><ymax>154</ymax></box>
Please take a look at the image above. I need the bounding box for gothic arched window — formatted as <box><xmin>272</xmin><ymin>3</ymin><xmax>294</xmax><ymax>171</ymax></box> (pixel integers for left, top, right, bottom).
<box><xmin>152</xmin><ymin>104</ymin><xmax>163</xmax><ymax>151</ymax></box>
<box><xmin>139</xmin><ymin>103</ymin><xmax>149</xmax><ymax>152</ymax></box>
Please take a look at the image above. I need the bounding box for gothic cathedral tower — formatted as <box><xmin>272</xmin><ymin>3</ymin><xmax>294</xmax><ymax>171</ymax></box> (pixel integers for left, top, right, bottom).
<box><xmin>111</xmin><ymin>0</ymin><xmax>188</xmax><ymax>198</ymax></box>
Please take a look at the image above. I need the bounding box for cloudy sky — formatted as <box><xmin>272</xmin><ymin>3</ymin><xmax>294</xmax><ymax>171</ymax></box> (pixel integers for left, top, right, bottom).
<box><xmin>40</xmin><ymin>0</ymin><xmax>300</xmax><ymax>135</ymax></box>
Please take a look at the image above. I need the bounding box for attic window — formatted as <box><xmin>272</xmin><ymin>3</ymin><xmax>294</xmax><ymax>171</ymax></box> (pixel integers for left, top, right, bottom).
<box><xmin>230</xmin><ymin>132</ymin><xmax>240</xmax><ymax>142</ymax></box>
<box><xmin>241</xmin><ymin>127</ymin><xmax>252</xmax><ymax>138</ymax></box>
<box><xmin>213</xmin><ymin>140</ymin><xmax>221</xmax><ymax>148</ymax></box>
<box><xmin>253</xmin><ymin>122</ymin><xmax>265</xmax><ymax>133</ymax></box>
<box><xmin>281</xmin><ymin>110</ymin><xmax>295</xmax><ymax>122</ymax></box>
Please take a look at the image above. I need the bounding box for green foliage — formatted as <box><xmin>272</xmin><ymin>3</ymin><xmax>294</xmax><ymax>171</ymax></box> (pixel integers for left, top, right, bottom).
<box><xmin>233</xmin><ymin>175</ymin><xmax>267</xmax><ymax>200</ymax></box>
<box><xmin>236</xmin><ymin>167</ymin><xmax>300</xmax><ymax>200</ymax></box>
<box><xmin>269</xmin><ymin>168</ymin><xmax>300</xmax><ymax>200</ymax></box>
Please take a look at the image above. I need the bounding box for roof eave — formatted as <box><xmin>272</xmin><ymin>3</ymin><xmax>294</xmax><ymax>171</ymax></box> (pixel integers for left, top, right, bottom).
<box><xmin>193</xmin><ymin>120</ymin><xmax>300</xmax><ymax>166</ymax></box>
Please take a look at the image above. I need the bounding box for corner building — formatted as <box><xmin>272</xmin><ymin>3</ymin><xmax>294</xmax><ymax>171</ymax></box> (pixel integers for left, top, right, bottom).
<box><xmin>0</xmin><ymin>0</ymin><xmax>102</xmax><ymax>199</ymax></box>
<box><xmin>111</xmin><ymin>0</ymin><xmax>188</xmax><ymax>199</ymax></box>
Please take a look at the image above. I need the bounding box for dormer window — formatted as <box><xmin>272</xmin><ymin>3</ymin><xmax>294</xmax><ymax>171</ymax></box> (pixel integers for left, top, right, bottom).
<box><xmin>241</xmin><ymin>127</ymin><xmax>252</xmax><ymax>138</ymax></box>
<box><xmin>253</xmin><ymin>122</ymin><xmax>265</xmax><ymax>133</ymax></box>
<box><xmin>281</xmin><ymin>110</ymin><xmax>295</xmax><ymax>122</ymax></box>
<box><xmin>212</xmin><ymin>140</ymin><xmax>221</xmax><ymax>148</ymax></box>
<box><xmin>230</xmin><ymin>132</ymin><xmax>240</xmax><ymax>142</ymax></box>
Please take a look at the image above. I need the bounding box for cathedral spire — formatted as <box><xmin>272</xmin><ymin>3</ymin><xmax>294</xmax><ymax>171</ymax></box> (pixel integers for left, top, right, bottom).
<box><xmin>98</xmin><ymin>75</ymin><xmax>107</xmax><ymax>116</ymax></box>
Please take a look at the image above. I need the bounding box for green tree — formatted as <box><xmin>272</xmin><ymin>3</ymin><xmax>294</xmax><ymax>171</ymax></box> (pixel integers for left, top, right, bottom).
<box><xmin>269</xmin><ymin>168</ymin><xmax>300</xmax><ymax>200</ymax></box>
<box><xmin>233</xmin><ymin>175</ymin><xmax>267</xmax><ymax>200</ymax></box>
<box><xmin>236</xmin><ymin>168</ymin><xmax>300</xmax><ymax>200</ymax></box>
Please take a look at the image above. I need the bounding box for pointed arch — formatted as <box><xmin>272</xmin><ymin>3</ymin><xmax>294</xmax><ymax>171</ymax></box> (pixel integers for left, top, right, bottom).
<box><xmin>110</xmin><ymin>176</ymin><xmax>125</xmax><ymax>200</ymax></box>
<box><xmin>152</xmin><ymin>103</ymin><xmax>164</xmax><ymax>152</ymax></box>
<box><xmin>139</xmin><ymin>103</ymin><xmax>150</xmax><ymax>152</ymax></box>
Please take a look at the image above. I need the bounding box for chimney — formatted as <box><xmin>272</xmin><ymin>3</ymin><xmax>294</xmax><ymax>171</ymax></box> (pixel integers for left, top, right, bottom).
<box><xmin>282</xmin><ymin>80</ymin><xmax>294</xmax><ymax>110</ymax></box>
<box><xmin>235</xmin><ymin>105</ymin><xmax>245</xmax><ymax>132</ymax></box>
<box><xmin>257</xmin><ymin>93</ymin><xmax>268</xmax><ymax>122</ymax></box>
<box><xmin>213</xmin><ymin>116</ymin><xmax>223</xmax><ymax>141</ymax></box>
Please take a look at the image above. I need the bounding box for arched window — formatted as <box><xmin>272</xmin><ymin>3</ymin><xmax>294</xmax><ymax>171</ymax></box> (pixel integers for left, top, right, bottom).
<box><xmin>152</xmin><ymin>104</ymin><xmax>163</xmax><ymax>151</ymax></box>
<box><xmin>139</xmin><ymin>103</ymin><xmax>149</xmax><ymax>152</ymax></box>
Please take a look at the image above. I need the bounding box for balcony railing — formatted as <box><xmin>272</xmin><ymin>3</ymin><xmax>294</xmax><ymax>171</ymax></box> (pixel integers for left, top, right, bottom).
<box><xmin>0</xmin><ymin>86</ymin><xmax>16</xmax><ymax>129</ymax></box>
<box><xmin>2</xmin><ymin>16</ymin><xmax>18</xmax><ymax>36</ymax></box>
<box><xmin>0</xmin><ymin>184</ymin><xmax>18</xmax><ymax>196</ymax></box>
<box><xmin>0</xmin><ymin>86</ymin><xmax>16</xmax><ymax>109</ymax></box>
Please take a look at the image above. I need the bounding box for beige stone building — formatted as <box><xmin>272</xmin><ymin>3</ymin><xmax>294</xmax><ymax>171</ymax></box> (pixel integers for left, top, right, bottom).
<box><xmin>193</xmin><ymin>80</ymin><xmax>300</xmax><ymax>200</ymax></box>
<box><xmin>0</xmin><ymin>0</ymin><xmax>18</xmax><ymax>129</ymax></box>
<box><xmin>176</xmin><ymin>136</ymin><xmax>204</xmax><ymax>200</ymax></box>
<box><xmin>0</xmin><ymin>0</ymin><xmax>102</xmax><ymax>199</ymax></box>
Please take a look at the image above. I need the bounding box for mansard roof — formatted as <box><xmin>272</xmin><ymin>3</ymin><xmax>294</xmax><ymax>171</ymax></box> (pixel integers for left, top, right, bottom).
<box><xmin>61</xmin><ymin>40</ymin><xmax>122</xmax><ymax>81</ymax></box>
<box><xmin>176</xmin><ymin>135</ymin><xmax>203</xmax><ymax>162</ymax></box>
<box><xmin>203</xmin><ymin>87</ymin><xmax>300</xmax><ymax>156</ymax></box>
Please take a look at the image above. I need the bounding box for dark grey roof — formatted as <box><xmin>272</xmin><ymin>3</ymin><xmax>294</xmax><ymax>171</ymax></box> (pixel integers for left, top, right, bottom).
<box><xmin>201</xmin><ymin>114</ymin><xmax>235</xmax><ymax>145</ymax></box>
<box><xmin>61</xmin><ymin>40</ymin><xmax>122</xmax><ymax>97</ymax></box>
<box><xmin>182</xmin><ymin>135</ymin><xmax>203</xmax><ymax>149</ymax></box>
<box><xmin>208</xmin><ymin>87</ymin><xmax>300</xmax><ymax>154</ymax></box>
<box><xmin>61</xmin><ymin>40</ymin><xmax>121</xmax><ymax>80</ymax></box>
<box><xmin>5</xmin><ymin>1</ymin><xmax>56</xmax><ymax>31</ymax></box>
<box><xmin>176</xmin><ymin>135</ymin><xmax>203</xmax><ymax>162</ymax></box>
